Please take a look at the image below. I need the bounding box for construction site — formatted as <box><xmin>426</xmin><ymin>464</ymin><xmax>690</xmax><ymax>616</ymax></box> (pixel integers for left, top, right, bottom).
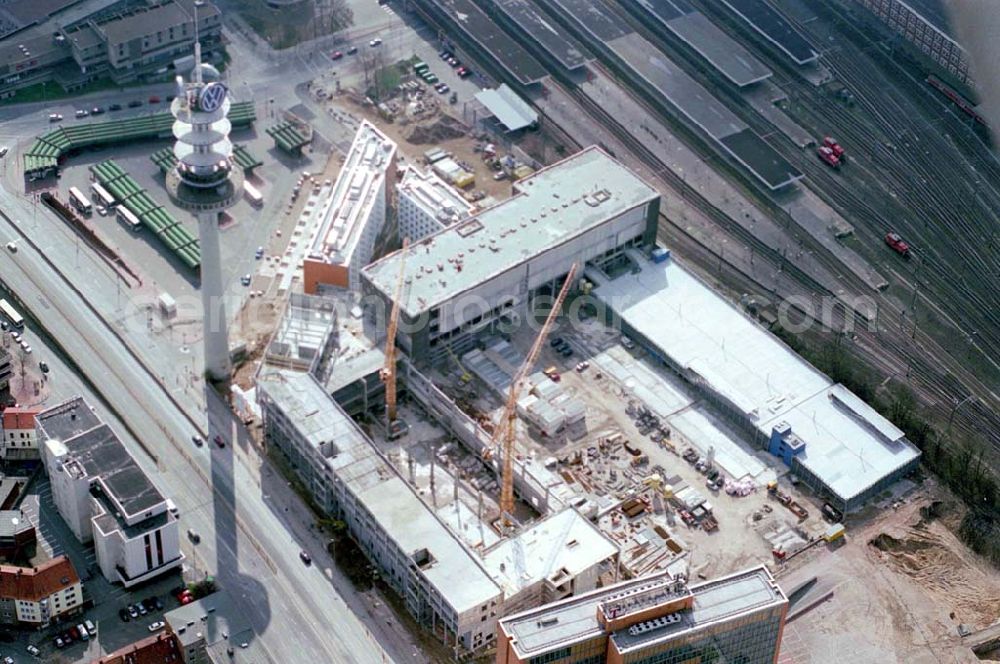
<box><xmin>234</xmin><ymin>94</ymin><xmax>941</xmax><ymax>658</ymax></box>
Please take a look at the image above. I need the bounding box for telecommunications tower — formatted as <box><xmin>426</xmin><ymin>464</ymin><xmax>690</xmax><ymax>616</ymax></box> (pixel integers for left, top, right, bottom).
<box><xmin>165</xmin><ymin>0</ymin><xmax>241</xmax><ymax>383</ymax></box>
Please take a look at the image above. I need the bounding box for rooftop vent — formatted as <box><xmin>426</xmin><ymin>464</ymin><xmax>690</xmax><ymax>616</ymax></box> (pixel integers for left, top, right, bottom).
<box><xmin>628</xmin><ymin>612</ymin><xmax>682</xmax><ymax>636</ymax></box>
<box><xmin>537</xmin><ymin>617</ymin><xmax>559</xmax><ymax>627</ymax></box>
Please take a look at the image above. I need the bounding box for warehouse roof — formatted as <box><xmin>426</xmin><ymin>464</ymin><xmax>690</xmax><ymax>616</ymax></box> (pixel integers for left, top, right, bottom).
<box><xmin>592</xmin><ymin>255</ymin><xmax>920</xmax><ymax>503</ymax></box>
<box><xmin>363</xmin><ymin>147</ymin><xmax>658</xmax><ymax>317</ymax></box>
<box><xmin>475</xmin><ymin>84</ymin><xmax>539</xmax><ymax>131</ymax></box>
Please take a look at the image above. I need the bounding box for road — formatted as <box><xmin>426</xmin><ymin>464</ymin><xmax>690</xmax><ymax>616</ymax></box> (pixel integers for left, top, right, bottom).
<box><xmin>0</xmin><ymin>213</ymin><xmax>412</xmax><ymax>661</ymax></box>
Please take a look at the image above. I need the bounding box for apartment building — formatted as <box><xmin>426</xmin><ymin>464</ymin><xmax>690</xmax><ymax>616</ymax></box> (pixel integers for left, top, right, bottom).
<box><xmin>396</xmin><ymin>165</ymin><xmax>473</xmax><ymax>242</ymax></box>
<box><xmin>0</xmin><ymin>556</ymin><xmax>83</xmax><ymax>627</ymax></box>
<box><xmin>2</xmin><ymin>407</ymin><xmax>40</xmax><ymax>461</ymax></box>
<box><xmin>302</xmin><ymin>121</ymin><xmax>397</xmax><ymax>294</ymax></box>
<box><xmin>38</xmin><ymin>397</ymin><xmax>184</xmax><ymax>588</ymax></box>
<box><xmin>1</xmin><ymin>0</ymin><xmax>222</xmax><ymax>97</ymax></box>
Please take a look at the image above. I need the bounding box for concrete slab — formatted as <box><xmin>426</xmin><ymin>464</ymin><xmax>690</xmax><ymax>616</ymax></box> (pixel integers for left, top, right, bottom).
<box><xmin>743</xmin><ymin>80</ymin><xmax>814</xmax><ymax>148</ymax></box>
<box><xmin>492</xmin><ymin>0</ymin><xmax>589</xmax><ymax>70</ymax></box>
<box><xmin>626</xmin><ymin>0</ymin><xmax>772</xmax><ymax>87</ymax></box>
<box><xmin>719</xmin><ymin>0</ymin><xmax>818</xmax><ymax>65</ymax></box>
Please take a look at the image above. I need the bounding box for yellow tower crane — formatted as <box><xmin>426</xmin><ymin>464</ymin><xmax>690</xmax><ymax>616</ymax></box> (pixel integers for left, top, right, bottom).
<box><xmin>493</xmin><ymin>263</ymin><xmax>578</xmax><ymax>520</ymax></box>
<box><xmin>381</xmin><ymin>238</ymin><xmax>410</xmax><ymax>425</ymax></box>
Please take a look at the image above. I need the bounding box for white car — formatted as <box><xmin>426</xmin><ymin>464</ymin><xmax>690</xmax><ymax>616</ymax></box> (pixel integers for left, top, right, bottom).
<box><xmin>75</xmin><ymin>109</ymin><xmax>89</xmax><ymax>118</ymax></box>
<box><xmin>48</xmin><ymin>113</ymin><xmax>63</xmax><ymax>122</ymax></box>
<box><xmin>6</xmin><ymin>241</ymin><xmax>16</xmax><ymax>252</ymax></box>
<box><xmin>148</xmin><ymin>620</ymin><xmax>165</xmax><ymax>632</ymax></box>
<box><xmin>20</xmin><ymin>343</ymin><xmax>31</xmax><ymax>354</ymax></box>
<box><xmin>369</xmin><ymin>37</ymin><xmax>382</xmax><ymax>47</ymax></box>
<box><xmin>27</xmin><ymin>644</ymin><xmax>40</xmax><ymax>656</ymax></box>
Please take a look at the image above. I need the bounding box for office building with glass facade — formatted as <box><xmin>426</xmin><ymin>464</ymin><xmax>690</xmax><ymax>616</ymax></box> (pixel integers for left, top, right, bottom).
<box><xmin>497</xmin><ymin>565</ymin><xmax>788</xmax><ymax>664</ymax></box>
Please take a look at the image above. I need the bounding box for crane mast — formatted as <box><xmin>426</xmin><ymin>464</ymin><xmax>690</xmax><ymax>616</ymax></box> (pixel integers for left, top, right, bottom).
<box><xmin>381</xmin><ymin>238</ymin><xmax>410</xmax><ymax>424</ymax></box>
<box><xmin>495</xmin><ymin>264</ymin><xmax>578</xmax><ymax>520</ymax></box>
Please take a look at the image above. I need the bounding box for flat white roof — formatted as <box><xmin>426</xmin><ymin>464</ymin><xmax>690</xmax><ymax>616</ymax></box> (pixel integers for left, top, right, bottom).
<box><xmin>357</xmin><ymin>477</ymin><xmax>502</xmax><ymax>613</ymax></box>
<box><xmin>483</xmin><ymin>508</ymin><xmax>617</xmax><ymax>597</ymax></box>
<box><xmin>398</xmin><ymin>165</ymin><xmax>473</xmax><ymax>228</ymax></box>
<box><xmin>257</xmin><ymin>369</ymin><xmax>502</xmax><ymax>614</ymax></box>
<box><xmin>475</xmin><ymin>84</ymin><xmax>539</xmax><ymax>131</ymax></box>
<box><xmin>592</xmin><ymin>257</ymin><xmax>919</xmax><ymax>502</ymax></box>
<box><xmin>307</xmin><ymin>120</ymin><xmax>395</xmax><ymax>267</ymax></box>
<box><xmin>363</xmin><ymin>147</ymin><xmax>658</xmax><ymax>317</ymax></box>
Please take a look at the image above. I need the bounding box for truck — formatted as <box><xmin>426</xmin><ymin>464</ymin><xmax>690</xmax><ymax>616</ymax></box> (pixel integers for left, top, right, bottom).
<box><xmin>817</xmin><ymin>146</ymin><xmax>840</xmax><ymax>168</ymax></box>
<box><xmin>884</xmin><ymin>232</ymin><xmax>911</xmax><ymax>258</ymax></box>
<box><xmin>822</xmin><ymin>136</ymin><xmax>845</xmax><ymax>161</ymax></box>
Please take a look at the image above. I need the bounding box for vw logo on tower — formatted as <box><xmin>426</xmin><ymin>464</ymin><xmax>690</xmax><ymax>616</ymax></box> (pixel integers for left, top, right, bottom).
<box><xmin>198</xmin><ymin>81</ymin><xmax>228</xmax><ymax>112</ymax></box>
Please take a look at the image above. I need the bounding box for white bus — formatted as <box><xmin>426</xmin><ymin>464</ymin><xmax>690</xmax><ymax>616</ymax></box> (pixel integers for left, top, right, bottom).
<box><xmin>68</xmin><ymin>186</ymin><xmax>92</xmax><ymax>216</ymax></box>
<box><xmin>243</xmin><ymin>180</ymin><xmax>264</xmax><ymax>208</ymax></box>
<box><xmin>91</xmin><ymin>182</ymin><xmax>115</xmax><ymax>209</ymax></box>
<box><xmin>117</xmin><ymin>206</ymin><xmax>141</xmax><ymax>232</ymax></box>
<box><xmin>0</xmin><ymin>299</ymin><xmax>24</xmax><ymax>329</ymax></box>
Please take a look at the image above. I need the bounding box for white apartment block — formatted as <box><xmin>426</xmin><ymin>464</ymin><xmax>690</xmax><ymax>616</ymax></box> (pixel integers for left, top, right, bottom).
<box><xmin>397</xmin><ymin>165</ymin><xmax>473</xmax><ymax>242</ymax></box>
<box><xmin>303</xmin><ymin>120</ymin><xmax>397</xmax><ymax>294</ymax></box>
<box><xmin>38</xmin><ymin>398</ymin><xmax>184</xmax><ymax>588</ymax></box>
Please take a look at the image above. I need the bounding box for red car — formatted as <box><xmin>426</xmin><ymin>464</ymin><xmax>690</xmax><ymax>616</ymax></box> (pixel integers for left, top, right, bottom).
<box><xmin>213</xmin><ymin>434</ymin><xmax>226</xmax><ymax>448</ymax></box>
<box><xmin>148</xmin><ymin>95</ymin><xmax>161</xmax><ymax>104</ymax></box>
<box><xmin>885</xmin><ymin>232</ymin><xmax>911</xmax><ymax>258</ymax></box>
<box><xmin>330</xmin><ymin>50</ymin><xmax>343</xmax><ymax>60</ymax></box>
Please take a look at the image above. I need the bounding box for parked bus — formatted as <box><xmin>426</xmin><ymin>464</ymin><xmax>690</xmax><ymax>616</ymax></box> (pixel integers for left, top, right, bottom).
<box><xmin>68</xmin><ymin>186</ymin><xmax>92</xmax><ymax>216</ymax></box>
<box><xmin>117</xmin><ymin>206</ymin><xmax>141</xmax><ymax>232</ymax></box>
<box><xmin>0</xmin><ymin>299</ymin><xmax>24</xmax><ymax>329</ymax></box>
<box><xmin>243</xmin><ymin>181</ymin><xmax>264</xmax><ymax>208</ymax></box>
<box><xmin>91</xmin><ymin>182</ymin><xmax>115</xmax><ymax>209</ymax></box>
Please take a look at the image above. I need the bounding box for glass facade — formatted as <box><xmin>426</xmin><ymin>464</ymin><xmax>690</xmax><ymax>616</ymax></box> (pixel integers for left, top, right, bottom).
<box><xmin>622</xmin><ymin>606</ymin><xmax>785</xmax><ymax>664</ymax></box>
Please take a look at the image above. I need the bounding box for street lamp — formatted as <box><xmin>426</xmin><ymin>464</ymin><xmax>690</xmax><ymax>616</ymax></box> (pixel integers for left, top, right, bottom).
<box><xmin>946</xmin><ymin>394</ymin><xmax>975</xmax><ymax>438</ymax></box>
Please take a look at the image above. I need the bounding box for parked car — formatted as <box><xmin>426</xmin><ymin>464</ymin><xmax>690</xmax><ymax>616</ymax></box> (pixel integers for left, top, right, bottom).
<box><xmin>299</xmin><ymin>550</ymin><xmax>312</xmax><ymax>565</ymax></box>
<box><xmin>368</xmin><ymin>37</ymin><xmax>382</xmax><ymax>47</ymax></box>
<box><xmin>447</xmin><ymin>57</ymin><xmax>459</xmax><ymax>67</ymax></box>
<box><xmin>109</xmin><ymin>103</ymin><xmax>122</xmax><ymax>111</ymax></box>
<box><xmin>330</xmin><ymin>50</ymin><xmax>343</xmax><ymax>60</ymax></box>
<box><xmin>154</xmin><ymin>596</ymin><xmax>164</xmax><ymax>610</ymax></box>
<box><xmin>127</xmin><ymin>604</ymin><xmax>139</xmax><ymax>619</ymax></box>
<box><xmin>213</xmin><ymin>434</ymin><xmax>225</xmax><ymax>448</ymax></box>
<box><xmin>457</xmin><ymin>67</ymin><xmax>472</xmax><ymax>78</ymax></box>
<box><xmin>346</xmin><ymin>46</ymin><xmax>358</xmax><ymax>55</ymax></box>
<box><xmin>20</xmin><ymin>343</ymin><xmax>31</xmax><ymax>354</ymax></box>
<box><xmin>192</xmin><ymin>435</ymin><xmax>203</xmax><ymax>447</ymax></box>
<box><xmin>4</xmin><ymin>655</ymin><xmax>14</xmax><ymax>663</ymax></box>
<box><xmin>439</xmin><ymin>50</ymin><xmax>452</xmax><ymax>60</ymax></box>
<box><xmin>435</xmin><ymin>83</ymin><xmax>450</xmax><ymax>94</ymax></box>
<box><xmin>148</xmin><ymin>621</ymin><xmax>165</xmax><ymax>632</ymax></box>
<box><xmin>187</xmin><ymin>529</ymin><xmax>201</xmax><ymax>543</ymax></box>
<box><xmin>138</xmin><ymin>602</ymin><xmax>147</xmax><ymax>615</ymax></box>
<box><xmin>240</xmin><ymin>274</ymin><xmax>252</xmax><ymax>287</ymax></box>
<box><xmin>0</xmin><ymin>146</ymin><xmax>8</xmax><ymax>158</ymax></box>
<box><xmin>560</xmin><ymin>347</ymin><xmax>574</xmax><ymax>357</ymax></box>
<box><xmin>27</xmin><ymin>644</ymin><xmax>40</xmax><ymax>656</ymax></box>
<box><xmin>84</xmin><ymin>619</ymin><xmax>96</xmax><ymax>634</ymax></box>
<box><xmin>119</xmin><ymin>607</ymin><xmax>130</xmax><ymax>622</ymax></box>
<box><xmin>54</xmin><ymin>636</ymin><xmax>66</xmax><ymax>648</ymax></box>
<box><xmin>49</xmin><ymin>113</ymin><xmax>63</xmax><ymax>122</ymax></box>
<box><xmin>575</xmin><ymin>361</ymin><xmax>590</xmax><ymax>372</ymax></box>
<box><xmin>255</xmin><ymin>246</ymin><xmax>265</xmax><ymax>259</ymax></box>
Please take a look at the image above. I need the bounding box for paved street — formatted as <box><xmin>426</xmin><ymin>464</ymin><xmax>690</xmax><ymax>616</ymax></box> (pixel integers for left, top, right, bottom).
<box><xmin>0</xmin><ymin>211</ymin><xmax>418</xmax><ymax>661</ymax></box>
